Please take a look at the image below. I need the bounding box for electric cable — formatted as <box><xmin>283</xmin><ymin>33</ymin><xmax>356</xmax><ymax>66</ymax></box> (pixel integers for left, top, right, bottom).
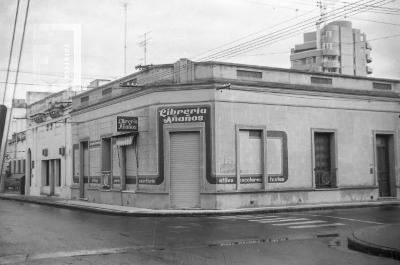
<box><xmin>0</xmin><ymin>0</ymin><xmax>31</xmax><ymax>190</ymax></box>
<box><xmin>1</xmin><ymin>0</ymin><xmax>20</xmax><ymax>105</ymax></box>
<box><xmin>141</xmin><ymin>0</ymin><xmax>390</xmax><ymax>82</ymax></box>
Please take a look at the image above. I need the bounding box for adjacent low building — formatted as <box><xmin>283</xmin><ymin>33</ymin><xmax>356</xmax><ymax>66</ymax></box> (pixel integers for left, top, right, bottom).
<box><xmin>69</xmin><ymin>59</ymin><xmax>400</xmax><ymax>209</ymax></box>
<box><xmin>26</xmin><ymin>90</ymin><xmax>76</xmax><ymax>198</ymax></box>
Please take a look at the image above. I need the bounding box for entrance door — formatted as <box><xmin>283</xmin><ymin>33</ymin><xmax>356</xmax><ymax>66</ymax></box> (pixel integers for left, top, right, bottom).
<box><xmin>376</xmin><ymin>135</ymin><xmax>391</xmax><ymax>197</ymax></box>
<box><xmin>314</xmin><ymin>132</ymin><xmax>334</xmax><ymax>188</ymax></box>
<box><xmin>80</xmin><ymin>141</ymin><xmax>89</xmax><ymax>198</ymax></box>
<box><xmin>169</xmin><ymin>131</ymin><xmax>201</xmax><ymax>209</ymax></box>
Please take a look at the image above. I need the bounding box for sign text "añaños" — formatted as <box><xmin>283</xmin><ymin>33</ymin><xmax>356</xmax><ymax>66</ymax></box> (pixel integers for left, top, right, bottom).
<box><xmin>159</xmin><ymin>107</ymin><xmax>207</xmax><ymax>124</ymax></box>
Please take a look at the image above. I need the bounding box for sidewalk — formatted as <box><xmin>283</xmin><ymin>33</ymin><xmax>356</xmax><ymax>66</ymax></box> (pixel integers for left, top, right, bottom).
<box><xmin>0</xmin><ymin>192</ymin><xmax>398</xmax><ymax>217</ymax></box>
<box><xmin>348</xmin><ymin>224</ymin><xmax>400</xmax><ymax>260</ymax></box>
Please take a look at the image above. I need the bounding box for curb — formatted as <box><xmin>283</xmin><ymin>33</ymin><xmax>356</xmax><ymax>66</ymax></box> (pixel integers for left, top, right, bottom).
<box><xmin>348</xmin><ymin>231</ymin><xmax>400</xmax><ymax>261</ymax></box>
<box><xmin>0</xmin><ymin>195</ymin><xmax>399</xmax><ymax>217</ymax></box>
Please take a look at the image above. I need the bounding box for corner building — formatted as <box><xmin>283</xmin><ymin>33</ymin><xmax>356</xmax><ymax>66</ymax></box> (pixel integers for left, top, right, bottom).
<box><xmin>71</xmin><ymin>59</ymin><xmax>400</xmax><ymax>209</ymax></box>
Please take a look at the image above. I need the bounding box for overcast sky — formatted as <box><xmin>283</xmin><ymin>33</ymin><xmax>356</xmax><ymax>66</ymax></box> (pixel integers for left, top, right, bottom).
<box><xmin>0</xmin><ymin>0</ymin><xmax>399</xmax><ymax>101</ymax></box>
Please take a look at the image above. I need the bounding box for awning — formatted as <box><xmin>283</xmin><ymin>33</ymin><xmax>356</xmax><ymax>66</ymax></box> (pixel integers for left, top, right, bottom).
<box><xmin>9</xmin><ymin>173</ymin><xmax>25</xmax><ymax>180</ymax></box>
<box><xmin>115</xmin><ymin>134</ymin><xmax>136</xmax><ymax>146</ymax></box>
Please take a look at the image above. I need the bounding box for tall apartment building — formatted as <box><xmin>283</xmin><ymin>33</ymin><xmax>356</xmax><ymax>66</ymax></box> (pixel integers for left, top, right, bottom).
<box><xmin>290</xmin><ymin>21</ymin><xmax>372</xmax><ymax>76</ymax></box>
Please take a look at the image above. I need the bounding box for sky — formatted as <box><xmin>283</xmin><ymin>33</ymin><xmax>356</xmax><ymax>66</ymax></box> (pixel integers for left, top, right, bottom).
<box><xmin>0</xmin><ymin>0</ymin><xmax>399</xmax><ymax>102</ymax></box>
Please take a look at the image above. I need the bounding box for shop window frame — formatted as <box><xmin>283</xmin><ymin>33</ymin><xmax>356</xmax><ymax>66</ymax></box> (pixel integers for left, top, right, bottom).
<box><xmin>235</xmin><ymin>124</ymin><xmax>267</xmax><ymax>191</ymax></box>
<box><xmin>101</xmin><ymin>135</ymin><xmax>113</xmax><ymax>188</ymax></box>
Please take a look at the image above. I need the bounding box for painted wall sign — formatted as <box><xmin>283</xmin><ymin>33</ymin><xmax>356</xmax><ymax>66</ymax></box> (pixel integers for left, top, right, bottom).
<box><xmin>268</xmin><ymin>176</ymin><xmax>286</xmax><ymax>183</ymax></box>
<box><xmin>240</xmin><ymin>175</ymin><xmax>263</xmax><ymax>184</ymax></box>
<box><xmin>157</xmin><ymin>105</ymin><xmax>212</xmax><ymax>185</ymax></box>
<box><xmin>159</xmin><ymin>107</ymin><xmax>208</xmax><ymax>124</ymax></box>
<box><xmin>216</xmin><ymin>176</ymin><xmax>236</xmax><ymax>184</ymax></box>
<box><xmin>138</xmin><ymin>177</ymin><xmax>156</xmax><ymax>184</ymax></box>
<box><xmin>117</xmin><ymin>116</ymin><xmax>138</xmax><ymax>132</ymax></box>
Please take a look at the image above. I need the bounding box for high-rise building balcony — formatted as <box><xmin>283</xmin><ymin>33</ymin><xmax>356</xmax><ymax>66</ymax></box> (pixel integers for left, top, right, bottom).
<box><xmin>366</xmin><ymin>41</ymin><xmax>372</xmax><ymax>50</ymax></box>
<box><xmin>366</xmin><ymin>52</ymin><xmax>372</xmax><ymax>63</ymax></box>
<box><xmin>322</xmin><ymin>49</ymin><xmax>340</xmax><ymax>56</ymax></box>
<box><xmin>323</xmin><ymin>60</ymin><xmax>340</xmax><ymax>68</ymax></box>
<box><xmin>290</xmin><ymin>49</ymin><xmax>321</xmax><ymax>61</ymax></box>
<box><xmin>293</xmin><ymin>41</ymin><xmax>317</xmax><ymax>53</ymax></box>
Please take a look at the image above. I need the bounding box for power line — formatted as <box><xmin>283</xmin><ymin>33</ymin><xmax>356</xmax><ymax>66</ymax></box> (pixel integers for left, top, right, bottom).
<box><xmin>191</xmin><ymin>7</ymin><xmax>318</xmax><ymax>61</ymax></box>
<box><xmin>0</xmin><ymin>69</ymin><xmax>118</xmax><ymax>80</ymax></box>
<box><xmin>352</xmin><ymin>17</ymin><xmax>400</xmax><ymax>26</ymax></box>
<box><xmin>1</xmin><ymin>0</ymin><xmax>20</xmax><ymax>105</ymax></box>
<box><xmin>144</xmin><ymin>0</ymin><xmax>389</xmax><ymax>82</ymax></box>
<box><xmin>1</xmin><ymin>0</ymin><xmax>30</xmax><ymax>192</ymax></box>
<box><xmin>0</xmin><ymin>81</ymin><xmax>83</xmax><ymax>88</ymax></box>
<box><xmin>116</xmin><ymin>0</ymin><xmax>376</xmax><ymax>83</ymax></box>
<box><xmin>196</xmin><ymin>0</ymin><xmax>388</xmax><ymax>61</ymax></box>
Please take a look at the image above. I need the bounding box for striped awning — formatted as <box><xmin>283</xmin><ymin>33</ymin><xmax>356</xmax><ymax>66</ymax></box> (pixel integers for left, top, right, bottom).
<box><xmin>115</xmin><ymin>134</ymin><xmax>135</xmax><ymax>146</ymax></box>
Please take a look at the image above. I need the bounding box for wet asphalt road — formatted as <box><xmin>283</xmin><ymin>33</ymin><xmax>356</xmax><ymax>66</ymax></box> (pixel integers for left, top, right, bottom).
<box><xmin>0</xmin><ymin>200</ymin><xmax>399</xmax><ymax>265</ymax></box>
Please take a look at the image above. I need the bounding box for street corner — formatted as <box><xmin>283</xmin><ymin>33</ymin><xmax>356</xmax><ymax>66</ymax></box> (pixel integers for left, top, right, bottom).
<box><xmin>348</xmin><ymin>224</ymin><xmax>400</xmax><ymax>261</ymax></box>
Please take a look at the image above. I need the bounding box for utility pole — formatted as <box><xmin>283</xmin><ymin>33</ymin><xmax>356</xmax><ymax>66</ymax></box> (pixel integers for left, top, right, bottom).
<box><xmin>138</xmin><ymin>32</ymin><xmax>151</xmax><ymax>65</ymax></box>
<box><xmin>316</xmin><ymin>0</ymin><xmax>326</xmax><ymax>50</ymax></box>
<box><xmin>123</xmin><ymin>2</ymin><xmax>128</xmax><ymax>75</ymax></box>
<box><xmin>0</xmin><ymin>0</ymin><xmax>30</xmax><ymax>192</ymax></box>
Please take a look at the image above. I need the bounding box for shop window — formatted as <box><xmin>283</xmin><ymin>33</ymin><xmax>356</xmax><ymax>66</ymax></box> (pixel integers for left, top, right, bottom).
<box><xmin>101</xmin><ymin>138</ymin><xmax>112</xmax><ymax>171</ymax></box>
<box><xmin>238</xmin><ymin>128</ymin><xmax>265</xmax><ymax>189</ymax></box>
<box><xmin>267</xmin><ymin>131</ymin><xmax>288</xmax><ymax>183</ymax></box>
<box><xmin>101</xmin><ymin>138</ymin><xmax>112</xmax><ymax>186</ymax></box>
<box><xmin>313</xmin><ymin>131</ymin><xmax>337</xmax><ymax>189</ymax></box>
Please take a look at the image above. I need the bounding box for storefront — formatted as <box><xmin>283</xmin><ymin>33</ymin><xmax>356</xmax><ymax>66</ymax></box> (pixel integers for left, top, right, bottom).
<box><xmin>70</xmin><ymin>59</ymin><xmax>400</xmax><ymax>209</ymax></box>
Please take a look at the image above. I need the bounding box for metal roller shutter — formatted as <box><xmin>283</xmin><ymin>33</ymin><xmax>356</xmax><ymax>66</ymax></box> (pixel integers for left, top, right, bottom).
<box><xmin>170</xmin><ymin>131</ymin><xmax>201</xmax><ymax>209</ymax></box>
<box><xmin>112</xmin><ymin>145</ymin><xmax>121</xmax><ymax>179</ymax></box>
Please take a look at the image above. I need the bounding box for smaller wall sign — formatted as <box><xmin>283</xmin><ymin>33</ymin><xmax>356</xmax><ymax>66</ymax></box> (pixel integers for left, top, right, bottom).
<box><xmin>117</xmin><ymin>116</ymin><xmax>138</xmax><ymax>132</ymax></box>
<box><xmin>240</xmin><ymin>175</ymin><xmax>263</xmax><ymax>184</ymax></box>
<box><xmin>268</xmin><ymin>176</ymin><xmax>287</xmax><ymax>183</ymax></box>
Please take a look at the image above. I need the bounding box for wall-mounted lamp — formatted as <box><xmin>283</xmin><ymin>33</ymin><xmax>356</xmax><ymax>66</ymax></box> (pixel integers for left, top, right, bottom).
<box><xmin>216</xmin><ymin>83</ymin><xmax>231</xmax><ymax>92</ymax></box>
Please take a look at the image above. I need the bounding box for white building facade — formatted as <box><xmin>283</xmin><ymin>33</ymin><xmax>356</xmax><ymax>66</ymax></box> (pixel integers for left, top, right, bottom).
<box><xmin>26</xmin><ymin>90</ymin><xmax>75</xmax><ymax>198</ymax></box>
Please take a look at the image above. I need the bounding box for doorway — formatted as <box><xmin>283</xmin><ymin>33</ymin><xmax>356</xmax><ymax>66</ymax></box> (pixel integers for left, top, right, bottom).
<box><xmin>376</xmin><ymin>134</ymin><xmax>395</xmax><ymax>197</ymax></box>
<box><xmin>169</xmin><ymin>131</ymin><xmax>201</xmax><ymax>209</ymax></box>
<box><xmin>80</xmin><ymin>141</ymin><xmax>89</xmax><ymax>198</ymax></box>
